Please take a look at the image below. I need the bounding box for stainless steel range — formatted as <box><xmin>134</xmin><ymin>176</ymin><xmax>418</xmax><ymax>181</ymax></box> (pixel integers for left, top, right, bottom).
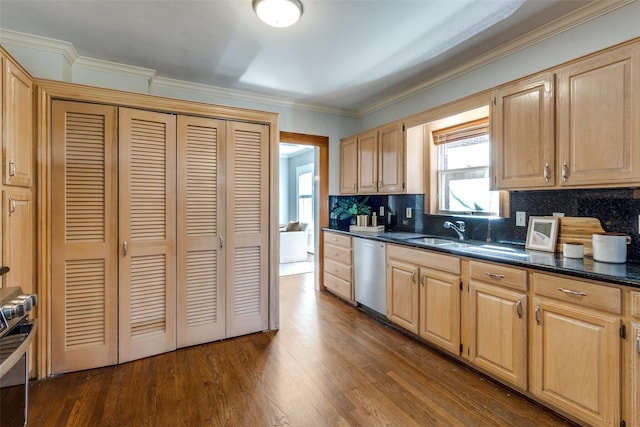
<box><xmin>0</xmin><ymin>269</ymin><xmax>38</xmax><ymax>427</ymax></box>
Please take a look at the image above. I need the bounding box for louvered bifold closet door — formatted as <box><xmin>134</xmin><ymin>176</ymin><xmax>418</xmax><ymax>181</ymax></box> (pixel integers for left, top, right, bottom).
<box><xmin>50</xmin><ymin>101</ymin><xmax>118</xmax><ymax>374</ymax></box>
<box><xmin>225</xmin><ymin>121</ymin><xmax>269</xmax><ymax>337</ymax></box>
<box><xmin>176</xmin><ymin>116</ymin><xmax>225</xmax><ymax>347</ymax></box>
<box><xmin>118</xmin><ymin>108</ymin><xmax>177</xmax><ymax>363</ymax></box>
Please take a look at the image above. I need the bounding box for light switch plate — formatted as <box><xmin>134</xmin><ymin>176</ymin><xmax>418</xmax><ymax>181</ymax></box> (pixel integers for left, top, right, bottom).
<box><xmin>380</xmin><ymin>206</ymin><xmax>384</xmax><ymax>216</ymax></box>
<box><xmin>516</xmin><ymin>211</ymin><xmax>526</xmax><ymax>227</ymax></box>
<box><xmin>406</xmin><ymin>207</ymin><xmax>412</xmax><ymax>219</ymax></box>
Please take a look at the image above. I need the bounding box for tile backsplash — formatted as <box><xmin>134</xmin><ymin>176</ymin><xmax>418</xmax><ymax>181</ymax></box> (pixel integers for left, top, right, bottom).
<box><xmin>329</xmin><ymin>188</ymin><xmax>640</xmax><ymax>261</ymax></box>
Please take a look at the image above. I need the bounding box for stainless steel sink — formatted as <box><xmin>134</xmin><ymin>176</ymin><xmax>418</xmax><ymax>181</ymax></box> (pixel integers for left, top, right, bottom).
<box><xmin>407</xmin><ymin>237</ymin><xmax>468</xmax><ymax>248</ymax></box>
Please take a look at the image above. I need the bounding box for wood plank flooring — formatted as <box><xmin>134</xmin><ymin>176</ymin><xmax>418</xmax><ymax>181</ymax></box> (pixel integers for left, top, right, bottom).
<box><xmin>28</xmin><ymin>273</ymin><xmax>576</xmax><ymax>426</ymax></box>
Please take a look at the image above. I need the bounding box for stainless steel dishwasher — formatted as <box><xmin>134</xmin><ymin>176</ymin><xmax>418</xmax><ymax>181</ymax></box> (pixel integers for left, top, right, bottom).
<box><xmin>353</xmin><ymin>237</ymin><xmax>387</xmax><ymax>317</ymax></box>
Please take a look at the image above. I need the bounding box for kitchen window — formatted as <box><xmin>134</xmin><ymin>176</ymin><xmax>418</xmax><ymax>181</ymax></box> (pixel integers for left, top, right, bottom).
<box><xmin>433</xmin><ymin>118</ymin><xmax>499</xmax><ymax>216</ymax></box>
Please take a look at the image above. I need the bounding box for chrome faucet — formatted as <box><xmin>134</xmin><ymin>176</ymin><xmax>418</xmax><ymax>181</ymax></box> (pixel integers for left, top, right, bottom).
<box><xmin>444</xmin><ymin>220</ymin><xmax>466</xmax><ymax>240</ymax></box>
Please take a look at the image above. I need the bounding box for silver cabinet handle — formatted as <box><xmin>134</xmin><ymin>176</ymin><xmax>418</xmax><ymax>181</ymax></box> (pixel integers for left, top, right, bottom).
<box><xmin>535</xmin><ymin>305</ymin><xmax>540</xmax><ymax>325</ymax></box>
<box><xmin>8</xmin><ymin>161</ymin><xmax>16</xmax><ymax>177</ymax></box>
<box><xmin>516</xmin><ymin>299</ymin><xmax>522</xmax><ymax>319</ymax></box>
<box><xmin>637</xmin><ymin>331</ymin><xmax>640</xmax><ymax>354</ymax></box>
<box><xmin>562</xmin><ymin>161</ymin><xmax>568</xmax><ymax>182</ymax></box>
<box><xmin>544</xmin><ymin>162</ymin><xmax>550</xmax><ymax>183</ymax></box>
<box><xmin>420</xmin><ymin>274</ymin><xmax>425</xmax><ymax>287</ymax></box>
<box><xmin>122</xmin><ymin>241</ymin><xmax>127</xmax><ymax>256</ymax></box>
<box><xmin>558</xmin><ymin>287</ymin><xmax>586</xmax><ymax>297</ymax></box>
<box><xmin>8</xmin><ymin>196</ymin><xmax>15</xmax><ymax>216</ymax></box>
<box><xmin>411</xmin><ymin>271</ymin><xmax>416</xmax><ymax>283</ymax></box>
<box><xmin>352</xmin><ymin>183</ymin><xmax>356</xmax><ymax>190</ymax></box>
<box><xmin>485</xmin><ymin>272</ymin><xmax>505</xmax><ymax>279</ymax></box>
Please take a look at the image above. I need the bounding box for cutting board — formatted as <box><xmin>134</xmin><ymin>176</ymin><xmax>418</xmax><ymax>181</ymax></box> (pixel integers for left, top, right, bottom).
<box><xmin>555</xmin><ymin>217</ymin><xmax>605</xmax><ymax>256</ymax></box>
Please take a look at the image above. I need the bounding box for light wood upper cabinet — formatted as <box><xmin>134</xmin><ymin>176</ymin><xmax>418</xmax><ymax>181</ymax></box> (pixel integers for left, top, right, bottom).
<box><xmin>377</xmin><ymin>123</ymin><xmax>405</xmax><ymax>193</ymax></box>
<box><xmin>491</xmin><ymin>73</ymin><xmax>555</xmax><ymax>189</ymax></box>
<box><xmin>339</xmin><ymin>136</ymin><xmax>357</xmax><ymax>194</ymax></box>
<box><xmin>557</xmin><ymin>42</ymin><xmax>640</xmax><ymax>187</ymax></box>
<box><xmin>2</xmin><ymin>52</ymin><xmax>33</xmax><ymax>188</ymax></box>
<box><xmin>357</xmin><ymin>130</ymin><xmax>378</xmax><ymax>193</ymax></box>
<box><xmin>340</xmin><ymin>121</ymin><xmax>423</xmax><ymax>195</ymax></box>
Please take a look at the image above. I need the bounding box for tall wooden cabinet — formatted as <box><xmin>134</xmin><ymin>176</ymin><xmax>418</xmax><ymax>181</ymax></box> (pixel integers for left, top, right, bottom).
<box><xmin>0</xmin><ymin>47</ymin><xmax>34</xmax><ymax>294</ymax></box>
<box><xmin>50</xmin><ymin>99</ymin><xmax>270</xmax><ymax>374</ymax></box>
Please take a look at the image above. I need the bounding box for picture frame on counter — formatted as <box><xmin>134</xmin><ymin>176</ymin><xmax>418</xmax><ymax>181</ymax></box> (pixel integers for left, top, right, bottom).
<box><xmin>525</xmin><ymin>216</ymin><xmax>559</xmax><ymax>252</ymax></box>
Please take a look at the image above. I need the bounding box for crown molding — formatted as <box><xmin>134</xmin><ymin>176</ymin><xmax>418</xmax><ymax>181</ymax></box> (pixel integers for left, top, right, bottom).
<box><xmin>151</xmin><ymin>76</ymin><xmax>358</xmax><ymax>117</ymax></box>
<box><xmin>357</xmin><ymin>0</ymin><xmax>635</xmax><ymax>117</ymax></box>
<box><xmin>0</xmin><ymin>28</ymin><xmax>79</xmax><ymax>66</ymax></box>
<box><xmin>74</xmin><ymin>57</ymin><xmax>156</xmax><ymax>81</ymax></box>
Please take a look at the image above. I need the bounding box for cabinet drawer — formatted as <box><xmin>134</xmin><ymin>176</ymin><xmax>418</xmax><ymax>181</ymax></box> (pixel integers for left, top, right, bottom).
<box><xmin>632</xmin><ymin>291</ymin><xmax>640</xmax><ymax>319</ymax></box>
<box><xmin>469</xmin><ymin>260</ymin><xmax>527</xmax><ymax>291</ymax></box>
<box><xmin>387</xmin><ymin>244</ymin><xmax>460</xmax><ymax>274</ymax></box>
<box><xmin>324</xmin><ymin>273</ymin><xmax>352</xmax><ymax>300</ymax></box>
<box><xmin>324</xmin><ymin>259</ymin><xmax>352</xmax><ymax>282</ymax></box>
<box><xmin>533</xmin><ymin>273</ymin><xmax>621</xmax><ymax>314</ymax></box>
<box><xmin>324</xmin><ymin>243</ymin><xmax>352</xmax><ymax>264</ymax></box>
<box><xmin>324</xmin><ymin>232</ymin><xmax>352</xmax><ymax>249</ymax></box>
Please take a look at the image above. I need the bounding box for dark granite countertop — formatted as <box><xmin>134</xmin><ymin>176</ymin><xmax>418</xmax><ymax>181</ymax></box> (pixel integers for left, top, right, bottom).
<box><xmin>323</xmin><ymin>227</ymin><xmax>640</xmax><ymax>289</ymax></box>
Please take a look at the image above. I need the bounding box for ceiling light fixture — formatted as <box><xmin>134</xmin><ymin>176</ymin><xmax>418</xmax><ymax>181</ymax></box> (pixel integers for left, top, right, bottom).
<box><xmin>252</xmin><ymin>0</ymin><xmax>303</xmax><ymax>28</ymax></box>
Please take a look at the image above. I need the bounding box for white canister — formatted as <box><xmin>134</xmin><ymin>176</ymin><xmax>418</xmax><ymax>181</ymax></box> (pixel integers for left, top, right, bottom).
<box><xmin>562</xmin><ymin>242</ymin><xmax>584</xmax><ymax>259</ymax></box>
<box><xmin>592</xmin><ymin>232</ymin><xmax>628</xmax><ymax>263</ymax></box>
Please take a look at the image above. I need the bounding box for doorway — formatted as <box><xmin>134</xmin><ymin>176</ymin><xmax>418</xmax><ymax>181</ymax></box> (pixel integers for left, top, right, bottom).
<box><xmin>278</xmin><ymin>132</ymin><xmax>328</xmax><ymax>290</ymax></box>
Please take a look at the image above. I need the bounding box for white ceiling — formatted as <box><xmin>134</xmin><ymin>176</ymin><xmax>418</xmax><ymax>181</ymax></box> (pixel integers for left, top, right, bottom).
<box><xmin>0</xmin><ymin>0</ymin><xmax>597</xmax><ymax>114</ymax></box>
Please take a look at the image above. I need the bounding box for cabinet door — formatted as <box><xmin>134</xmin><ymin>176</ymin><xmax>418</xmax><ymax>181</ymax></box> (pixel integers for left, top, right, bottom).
<box><xmin>378</xmin><ymin>123</ymin><xmax>405</xmax><ymax>193</ymax></box>
<box><xmin>491</xmin><ymin>73</ymin><xmax>554</xmax><ymax>189</ymax></box>
<box><xmin>118</xmin><ymin>108</ymin><xmax>177</xmax><ymax>363</ymax></box>
<box><xmin>3</xmin><ymin>56</ymin><xmax>33</xmax><ymax>187</ymax></box>
<box><xmin>532</xmin><ymin>298</ymin><xmax>620</xmax><ymax>426</ymax></box>
<box><xmin>357</xmin><ymin>130</ymin><xmax>378</xmax><ymax>193</ymax></box>
<box><xmin>176</xmin><ymin>116</ymin><xmax>226</xmax><ymax>347</ymax></box>
<box><xmin>419</xmin><ymin>269</ymin><xmax>460</xmax><ymax>355</ymax></box>
<box><xmin>557</xmin><ymin>43</ymin><xmax>640</xmax><ymax>186</ymax></box>
<box><xmin>339</xmin><ymin>136</ymin><xmax>357</xmax><ymax>194</ymax></box>
<box><xmin>632</xmin><ymin>323</ymin><xmax>640</xmax><ymax>427</ymax></box>
<box><xmin>50</xmin><ymin>101</ymin><xmax>118</xmax><ymax>374</ymax></box>
<box><xmin>225</xmin><ymin>121</ymin><xmax>269</xmax><ymax>338</ymax></box>
<box><xmin>2</xmin><ymin>189</ymin><xmax>33</xmax><ymax>292</ymax></box>
<box><xmin>386</xmin><ymin>259</ymin><xmax>419</xmax><ymax>334</ymax></box>
<box><xmin>469</xmin><ymin>281</ymin><xmax>527</xmax><ymax>389</ymax></box>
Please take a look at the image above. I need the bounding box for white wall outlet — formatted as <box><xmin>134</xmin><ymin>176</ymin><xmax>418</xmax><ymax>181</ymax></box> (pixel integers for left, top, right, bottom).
<box><xmin>638</xmin><ymin>214</ymin><xmax>640</xmax><ymax>234</ymax></box>
<box><xmin>516</xmin><ymin>211</ymin><xmax>526</xmax><ymax>227</ymax></box>
<box><xmin>552</xmin><ymin>212</ymin><xmax>565</xmax><ymax>217</ymax></box>
<box><xmin>379</xmin><ymin>206</ymin><xmax>385</xmax><ymax>216</ymax></box>
<box><xmin>406</xmin><ymin>207</ymin><xmax>412</xmax><ymax>218</ymax></box>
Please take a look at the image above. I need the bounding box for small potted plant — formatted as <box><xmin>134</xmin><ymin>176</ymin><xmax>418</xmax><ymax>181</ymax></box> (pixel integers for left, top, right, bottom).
<box><xmin>330</xmin><ymin>196</ymin><xmax>371</xmax><ymax>226</ymax></box>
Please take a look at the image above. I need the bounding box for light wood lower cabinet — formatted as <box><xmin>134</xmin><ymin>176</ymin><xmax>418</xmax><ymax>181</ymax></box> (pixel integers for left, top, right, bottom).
<box><xmin>531</xmin><ymin>273</ymin><xmax>622</xmax><ymax>426</ymax></box>
<box><xmin>387</xmin><ymin>257</ymin><xmax>419</xmax><ymax>333</ymax></box>
<box><xmin>631</xmin><ymin>322</ymin><xmax>640</xmax><ymax>427</ymax></box>
<box><xmin>323</xmin><ymin>231</ymin><xmax>354</xmax><ymax>302</ymax></box>
<box><xmin>468</xmin><ymin>261</ymin><xmax>528</xmax><ymax>390</ymax></box>
<box><xmin>2</xmin><ymin>189</ymin><xmax>34</xmax><ymax>292</ymax></box>
<box><xmin>387</xmin><ymin>244</ymin><xmax>460</xmax><ymax>355</ymax></box>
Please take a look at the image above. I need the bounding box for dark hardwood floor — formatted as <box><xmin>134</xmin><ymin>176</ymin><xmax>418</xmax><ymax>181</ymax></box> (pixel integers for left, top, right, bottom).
<box><xmin>29</xmin><ymin>273</ymin><xmax>575</xmax><ymax>426</ymax></box>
